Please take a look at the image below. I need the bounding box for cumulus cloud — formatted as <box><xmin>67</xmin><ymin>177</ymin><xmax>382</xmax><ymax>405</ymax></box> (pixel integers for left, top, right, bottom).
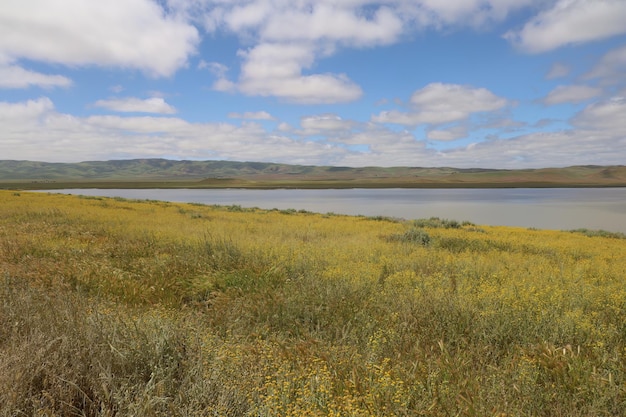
<box><xmin>504</xmin><ymin>0</ymin><xmax>626</xmax><ymax>53</ymax></box>
<box><xmin>585</xmin><ymin>43</ymin><xmax>626</xmax><ymax>83</ymax></box>
<box><xmin>427</xmin><ymin>126</ymin><xmax>468</xmax><ymax>142</ymax></box>
<box><xmin>0</xmin><ymin>0</ymin><xmax>199</xmax><ymax>77</ymax></box>
<box><xmin>4</xmin><ymin>0</ymin><xmax>626</xmax><ymax>168</ymax></box>
<box><xmin>194</xmin><ymin>2</ymin><xmax>407</xmax><ymax>103</ymax></box>
<box><xmin>402</xmin><ymin>0</ymin><xmax>537</xmax><ymax>28</ymax></box>
<box><xmin>93</xmin><ymin>97</ymin><xmax>177</xmax><ymax>114</ymax></box>
<box><xmin>543</xmin><ymin>85</ymin><xmax>602</xmax><ymax>105</ymax></box>
<box><xmin>234</xmin><ymin>42</ymin><xmax>363</xmax><ymax>103</ymax></box>
<box><xmin>167</xmin><ymin>0</ymin><xmax>626</xmax><ymax>103</ymax></box>
<box><xmin>0</xmin><ymin>97</ymin><xmax>348</xmax><ymax>164</ymax></box>
<box><xmin>0</xmin><ymin>63</ymin><xmax>72</xmax><ymax>89</ymax></box>
<box><xmin>203</xmin><ymin>42</ymin><xmax>362</xmax><ymax>102</ymax></box>
<box><xmin>199</xmin><ymin>61</ymin><xmax>235</xmax><ymax>91</ymax></box>
<box><xmin>300</xmin><ymin>114</ymin><xmax>355</xmax><ymax>132</ymax></box>
<box><xmin>187</xmin><ymin>0</ymin><xmax>540</xmax><ymax>104</ymax></box>
<box><xmin>172</xmin><ymin>0</ymin><xmax>538</xmax><ymax>36</ymax></box>
<box><xmin>410</xmin><ymin>83</ymin><xmax>508</xmax><ymax>119</ymax></box>
<box><xmin>3</xmin><ymin>96</ymin><xmax>626</xmax><ymax>168</ymax></box>
<box><xmin>429</xmin><ymin>130</ymin><xmax>625</xmax><ymax>169</ymax></box>
<box><xmin>373</xmin><ymin>83</ymin><xmax>508</xmax><ymax>126</ymax></box>
<box><xmin>260</xmin><ymin>5</ymin><xmax>403</xmax><ymax>46</ymax></box>
<box><xmin>572</xmin><ymin>97</ymin><xmax>626</xmax><ymax>132</ymax></box>
<box><xmin>0</xmin><ymin>96</ymin><xmax>55</xmax><ymax>122</ymax></box>
<box><xmin>228</xmin><ymin>111</ymin><xmax>275</xmax><ymax>120</ymax></box>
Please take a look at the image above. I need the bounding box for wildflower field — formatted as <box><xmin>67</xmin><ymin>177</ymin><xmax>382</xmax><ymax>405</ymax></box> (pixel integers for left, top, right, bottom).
<box><xmin>1</xmin><ymin>190</ymin><xmax>625</xmax><ymax>416</ymax></box>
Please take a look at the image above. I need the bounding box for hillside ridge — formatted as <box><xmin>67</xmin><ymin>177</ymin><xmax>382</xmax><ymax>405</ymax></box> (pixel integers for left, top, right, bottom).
<box><xmin>1</xmin><ymin>159</ymin><xmax>625</xmax><ymax>188</ymax></box>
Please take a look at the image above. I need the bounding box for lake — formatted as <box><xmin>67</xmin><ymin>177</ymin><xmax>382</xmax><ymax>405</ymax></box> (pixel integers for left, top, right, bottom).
<box><xmin>42</xmin><ymin>188</ymin><xmax>626</xmax><ymax>233</ymax></box>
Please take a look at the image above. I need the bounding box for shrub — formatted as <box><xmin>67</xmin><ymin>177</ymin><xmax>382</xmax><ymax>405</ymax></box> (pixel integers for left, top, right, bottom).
<box><xmin>567</xmin><ymin>228</ymin><xmax>626</xmax><ymax>239</ymax></box>
<box><xmin>413</xmin><ymin>217</ymin><xmax>462</xmax><ymax>229</ymax></box>
<box><xmin>389</xmin><ymin>227</ymin><xmax>431</xmax><ymax>245</ymax></box>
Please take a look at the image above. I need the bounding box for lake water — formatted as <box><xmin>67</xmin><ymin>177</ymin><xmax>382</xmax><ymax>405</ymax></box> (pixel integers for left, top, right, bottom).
<box><xmin>43</xmin><ymin>188</ymin><xmax>626</xmax><ymax>233</ymax></box>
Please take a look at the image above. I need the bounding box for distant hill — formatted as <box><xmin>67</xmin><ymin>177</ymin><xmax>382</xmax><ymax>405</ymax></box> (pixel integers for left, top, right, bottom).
<box><xmin>1</xmin><ymin>159</ymin><xmax>625</xmax><ymax>188</ymax></box>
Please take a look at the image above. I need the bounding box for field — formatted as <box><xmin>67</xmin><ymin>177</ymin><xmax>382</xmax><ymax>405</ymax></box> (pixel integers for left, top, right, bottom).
<box><xmin>1</xmin><ymin>190</ymin><xmax>625</xmax><ymax>416</ymax></box>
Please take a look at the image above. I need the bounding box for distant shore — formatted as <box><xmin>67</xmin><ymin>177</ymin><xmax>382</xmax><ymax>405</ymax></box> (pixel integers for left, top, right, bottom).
<box><xmin>3</xmin><ymin>179</ymin><xmax>626</xmax><ymax>190</ymax></box>
<box><xmin>2</xmin><ymin>160</ymin><xmax>625</xmax><ymax>189</ymax></box>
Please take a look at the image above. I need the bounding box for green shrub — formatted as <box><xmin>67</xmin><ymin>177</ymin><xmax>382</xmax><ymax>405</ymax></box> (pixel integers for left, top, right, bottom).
<box><xmin>389</xmin><ymin>227</ymin><xmax>431</xmax><ymax>245</ymax></box>
<box><xmin>413</xmin><ymin>217</ymin><xmax>462</xmax><ymax>229</ymax></box>
<box><xmin>567</xmin><ymin>228</ymin><xmax>626</xmax><ymax>239</ymax></box>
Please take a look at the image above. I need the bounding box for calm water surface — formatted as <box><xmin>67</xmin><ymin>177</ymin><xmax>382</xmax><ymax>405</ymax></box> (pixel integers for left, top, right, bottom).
<box><xmin>45</xmin><ymin>188</ymin><xmax>626</xmax><ymax>233</ymax></box>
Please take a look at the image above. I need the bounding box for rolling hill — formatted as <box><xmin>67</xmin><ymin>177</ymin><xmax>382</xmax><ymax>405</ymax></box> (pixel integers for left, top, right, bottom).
<box><xmin>1</xmin><ymin>159</ymin><xmax>625</xmax><ymax>188</ymax></box>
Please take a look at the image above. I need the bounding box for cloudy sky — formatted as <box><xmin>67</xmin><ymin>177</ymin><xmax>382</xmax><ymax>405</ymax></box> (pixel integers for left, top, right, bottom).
<box><xmin>1</xmin><ymin>0</ymin><xmax>625</xmax><ymax>168</ymax></box>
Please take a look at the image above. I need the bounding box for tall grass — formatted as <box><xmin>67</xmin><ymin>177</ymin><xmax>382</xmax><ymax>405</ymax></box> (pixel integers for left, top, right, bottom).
<box><xmin>1</xmin><ymin>190</ymin><xmax>625</xmax><ymax>415</ymax></box>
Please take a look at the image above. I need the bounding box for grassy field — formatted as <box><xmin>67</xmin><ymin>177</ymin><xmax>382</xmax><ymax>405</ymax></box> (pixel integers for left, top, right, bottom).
<box><xmin>1</xmin><ymin>190</ymin><xmax>625</xmax><ymax>416</ymax></box>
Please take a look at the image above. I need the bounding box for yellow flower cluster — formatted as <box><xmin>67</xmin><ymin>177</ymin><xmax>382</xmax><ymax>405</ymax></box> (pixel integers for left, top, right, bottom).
<box><xmin>1</xmin><ymin>190</ymin><xmax>625</xmax><ymax>415</ymax></box>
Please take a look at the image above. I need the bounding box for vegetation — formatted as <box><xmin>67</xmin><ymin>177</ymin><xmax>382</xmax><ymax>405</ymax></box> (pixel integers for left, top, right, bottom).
<box><xmin>1</xmin><ymin>190</ymin><xmax>625</xmax><ymax>416</ymax></box>
<box><xmin>1</xmin><ymin>159</ymin><xmax>626</xmax><ymax>189</ymax></box>
<box><xmin>567</xmin><ymin>228</ymin><xmax>626</xmax><ymax>240</ymax></box>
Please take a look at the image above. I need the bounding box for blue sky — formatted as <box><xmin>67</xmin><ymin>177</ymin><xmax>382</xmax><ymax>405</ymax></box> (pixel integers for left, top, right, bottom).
<box><xmin>1</xmin><ymin>0</ymin><xmax>625</xmax><ymax>168</ymax></box>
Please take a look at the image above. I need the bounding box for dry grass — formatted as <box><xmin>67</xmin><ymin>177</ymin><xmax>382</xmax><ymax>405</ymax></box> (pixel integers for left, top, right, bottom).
<box><xmin>1</xmin><ymin>190</ymin><xmax>625</xmax><ymax>416</ymax></box>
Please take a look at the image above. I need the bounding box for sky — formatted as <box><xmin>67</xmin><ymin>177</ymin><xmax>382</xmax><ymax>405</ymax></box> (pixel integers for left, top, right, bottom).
<box><xmin>1</xmin><ymin>0</ymin><xmax>625</xmax><ymax>168</ymax></box>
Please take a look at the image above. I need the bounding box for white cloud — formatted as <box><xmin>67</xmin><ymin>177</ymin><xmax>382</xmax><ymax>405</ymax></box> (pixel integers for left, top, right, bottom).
<box><xmin>0</xmin><ymin>0</ymin><xmax>199</xmax><ymax>77</ymax></box>
<box><xmin>189</xmin><ymin>0</ymin><xmax>539</xmax><ymax>104</ymax></box>
<box><xmin>585</xmin><ymin>43</ymin><xmax>626</xmax><ymax>83</ymax></box>
<box><xmin>572</xmin><ymin>97</ymin><xmax>626</xmax><ymax>132</ymax></box>
<box><xmin>192</xmin><ymin>2</ymin><xmax>406</xmax><ymax>103</ymax></box>
<box><xmin>0</xmin><ymin>63</ymin><xmax>72</xmax><ymax>89</ymax></box>
<box><xmin>0</xmin><ymin>97</ymin><xmax>347</xmax><ymax>164</ymax></box>
<box><xmin>235</xmin><ymin>42</ymin><xmax>363</xmax><ymax>103</ymax></box>
<box><xmin>172</xmin><ymin>0</ymin><xmax>626</xmax><ymax>104</ymax></box>
<box><xmin>427</xmin><ymin>130</ymin><xmax>626</xmax><ymax>169</ymax></box>
<box><xmin>406</xmin><ymin>0</ymin><xmax>536</xmax><ymax>28</ymax></box>
<box><xmin>427</xmin><ymin>126</ymin><xmax>468</xmax><ymax>141</ymax></box>
<box><xmin>260</xmin><ymin>5</ymin><xmax>403</xmax><ymax>46</ymax></box>
<box><xmin>199</xmin><ymin>61</ymin><xmax>228</xmax><ymax>76</ymax></box>
<box><xmin>300</xmin><ymin>114</ymin><xmax>354</xmax><ymax>132</ymax></box>
<box><xmin>546</xmin><ymin>62</ymin><xmax>570</xmax><ymax>79</ymax></box>
<box><xmin>504</xmin><ymin>0</ymin><xmax>626</xmax><ymax>53</ymax></box>
<box><xmin>172</xmin><ymin>0</ymin><xmax>538</xmax><ymax>36</ymax></box>
<box><xmin>410</xmin><ymin>83</ymin><xmax>508</xmax><ymax>119</ymax></box>
<box><xmin>543</xmin><ymin>85</ymin><xmax>602</xmax><ymax>105</ymax></box>
<box><xmin>277</xmin><ymin>122</ymin><xmax>292</xmax><ymax>132</ymax></box>
<box><xmin>373</xmin><ymin>83</ymin><xmax>508</xmax><ymax>126</ymax></box>
<box><xmin>93</xmin><ymin>97</ymin><xmax>177</xmax><ymax>114</ymax></box>
<box><xmin>204</xmin><ymin>42</ymin><xmax>363</xmax><ymax>102</ymax></box>
<box><xmin>2</xmin><ymin>96</ymin><xmax>625</xmax><ymax>168</ymax></box>
<box><xmin>228</xmin><ymin>111</ymin><xmax>275</xmax><ymax>120</ymax></box>
<box><xmin>0</xmin><ymin>96</ymin><xmax>55</xmax><ymax>122</ymax></box>
<box><xmin>109</xmin><ymin>85</ymin><xmax>124</xmax><ymax>94</ymax></box>
<box><xmin>223</xmin><ymin>1</ymin><xmax>273</xmax><ymax>34</ymax></box>
<box><xmin>85</xmin><ymin>115</ymin><xmax>213</xmax><ymax>136</ymax></box>
<box><xmin>213</xmin><ymin>78</ymin><xmax>237</xmax><ymax>92</ymax></box>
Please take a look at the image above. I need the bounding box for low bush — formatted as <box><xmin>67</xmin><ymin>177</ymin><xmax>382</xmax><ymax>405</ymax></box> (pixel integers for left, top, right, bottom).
<box><xmin>388</xmin><ymin>227</ymin><xmax>431</xmax><ymax>245</ymax></box>
<box><xmin>413</xmin><ymin>216</ymin><xmax>463</xmax><ymax>229</ymax></box>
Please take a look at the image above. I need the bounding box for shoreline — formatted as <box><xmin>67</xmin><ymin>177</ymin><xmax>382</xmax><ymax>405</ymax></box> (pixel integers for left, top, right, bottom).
<box><xmin>4</xmin><ymin>180</ymin><xmax>626</xmax><ymax>190</ymax></box>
